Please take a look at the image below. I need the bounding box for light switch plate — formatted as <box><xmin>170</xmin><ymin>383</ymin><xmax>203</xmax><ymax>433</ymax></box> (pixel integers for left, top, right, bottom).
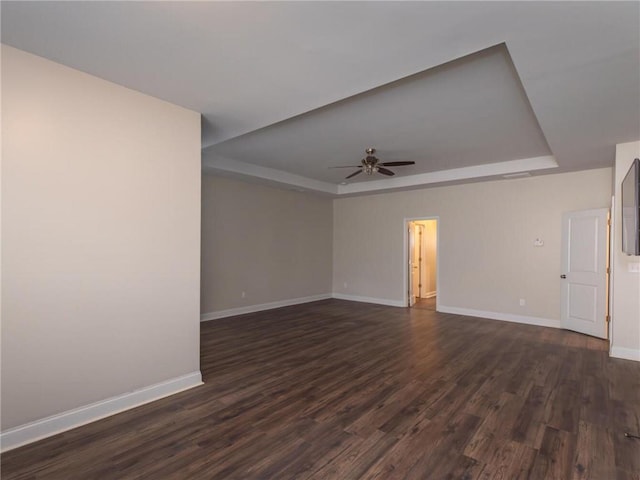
<box><xmin>629</xmin><ymin>263</ymin><xmax>640</xmax><ymax>273</ymax></box>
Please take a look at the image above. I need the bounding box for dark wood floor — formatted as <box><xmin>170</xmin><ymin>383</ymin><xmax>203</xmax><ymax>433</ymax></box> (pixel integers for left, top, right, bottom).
<box><xmin>413</xmin><ymin>297</ymin><xmax>437</xmax><ymax>311</ymax></box>
<box><xmin>2</xmin><ymin>299</ymin><xmax>639</xmax><ymax>479</ymax></box>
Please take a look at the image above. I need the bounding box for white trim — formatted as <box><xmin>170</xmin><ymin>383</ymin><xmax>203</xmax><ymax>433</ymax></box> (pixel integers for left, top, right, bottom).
<box><xmin>202</xmin><ymin>155</ymin><xmax>338</xmax><ymax>195</ymax></box>
<box><xmin>338</xmin><ymin>156</ymin><xmax>558</xmax><ymax>195</ymax></box>
<box><xmin>201</xmin><ymin>154</ymin><xmax>558</xmax><ymax>197</ymax></box>
<box><xmin>610</xmin><ymin>346</ymin><xmax>640</xmax><ymax>362</ymax></box>
<box><xmin>200</xmin><ymin>294</ymin><xmax>332</xmax><ymax>321</ymax></box>
<box><xmin>609</xmin><ymin>194</ymin><xmax>615</xmax><ymax>344</ymax></box>
<box><xmin>332</xmin><ymin>293</ymin><xmax>406</xmax><ymax>308</ymax></box>
<box><xmin>438</xmin><ymin>305</ymin><xmax>561</xmax><ymax>329</ymax></box>
<box><xmin>0</xmin><ymin>371</ymin><xmax>203</xmax><ymax>452</ymax></box>
<box><xmin>421</xmin><ymin>291</ymin><xmax>437</xmax><ymax>299</ymax></box>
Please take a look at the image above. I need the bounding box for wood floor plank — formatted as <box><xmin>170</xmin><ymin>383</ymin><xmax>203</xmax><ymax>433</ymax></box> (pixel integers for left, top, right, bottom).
<box><xmin>571</xmin><ymin>420</ymin><xmax>616</xmax><ymax>480</ymax></box>
<box><xmin>511</xmin><ymin>384</ymin><xmax>552</xmax><ymax>448</ymax></box>
<box><xmin>1</xmin><ymin>297</ymin><xmax>637</xmax><ymax>479</ymax></box>
<box><xmin>464</xmin><ymin>392</ymin><xmax>526</xmax><ymax>461</ymax></box>
<box><xmin>344</xmin><ymin>380</ymin><xmax>425</xmax><ymax>438</ymax></box>
<box><xmin>357</xmin><ymin>415</ymin><xmax>435</xmax><ymax>480</ymax></box>
<box><xmin>473</xmin><ymin>440</ymin><xmax>537</xmax><ymax>480</ymax></box>
<box><xmin>403</xmin><ymin>413</ymin><xmax>482</xmax><ymax>480</ymax></box>
<box><xmin>529</xmin><ymin>426</ymin><xmax>578</xmax><ymax>480</ymax></box>
<box><xmin>307</xmin><ymin>429</ymin><xmax>397</xmax><ymax>480</ymax></box>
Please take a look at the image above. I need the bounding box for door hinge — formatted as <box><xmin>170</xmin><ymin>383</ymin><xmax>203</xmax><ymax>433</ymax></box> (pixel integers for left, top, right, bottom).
<box><xmin>606</xmin><ymin>267</ymin><xmax>610</xmax><ymax>274</ymax></box>
<box><xmin>606</xmin><ymin>314</ymin><xmax>610</xmax><ymax>323</ymax></box>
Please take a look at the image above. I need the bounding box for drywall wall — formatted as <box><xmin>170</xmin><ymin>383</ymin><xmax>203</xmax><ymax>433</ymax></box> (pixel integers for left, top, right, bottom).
<box><xmin>1</xmin><ymin>46</ymin><xmax>202</xmax><ymax>431</ymax></box>
<box><xmin>611</xmin><ymin>141</ymin><xmax>640</xmax><ymax>361</ymax></box>
<box><xmin>333</xmin><ymin>168</ymin><xmax>612</xmax><ymax>322</ymax></box>
<box><xmin>201</xmin><ymin>175</ymin><xmax>333</xmax><ymax>317</ymax></box>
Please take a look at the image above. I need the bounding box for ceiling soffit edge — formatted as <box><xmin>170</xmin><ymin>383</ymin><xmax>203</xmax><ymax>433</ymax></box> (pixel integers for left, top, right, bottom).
<box><xmin>202</xmin><ymin>154</ymin><xmax>558</xmax><ymax>197</ymax></box>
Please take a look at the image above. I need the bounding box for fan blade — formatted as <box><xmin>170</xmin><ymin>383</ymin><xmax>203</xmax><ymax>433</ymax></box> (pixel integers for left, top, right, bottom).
<box><xmin>379</xmin><ymin>161</ymin><xmax>415</xmax><ymax>166</ymax></box>
<box><xmin>345</xmin><ymin>170</ymin><xmax>362</xmax><ymax>179</ymax></box>
<box><xmin>328</xmin><ymin>165</ymin><xmax>362</xmax><ymax>169</ymax></box>
<box><xmin>377</xmin><ymin>167</ymin><xmax>395</xmax><ymax>176</ymax></box>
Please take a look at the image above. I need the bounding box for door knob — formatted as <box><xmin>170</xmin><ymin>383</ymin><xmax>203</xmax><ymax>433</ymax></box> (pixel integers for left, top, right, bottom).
<box><xmin>560</xmin><ymin>274</ymin><xmax>567</xmax><ymax>279</ymax></box>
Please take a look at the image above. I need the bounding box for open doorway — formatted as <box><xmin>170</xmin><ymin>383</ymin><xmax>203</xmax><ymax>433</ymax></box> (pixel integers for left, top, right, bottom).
<box><xmin>406</xmin><ymin>218</ymin><xmax>438</xmax><ymax>309</ymax></box>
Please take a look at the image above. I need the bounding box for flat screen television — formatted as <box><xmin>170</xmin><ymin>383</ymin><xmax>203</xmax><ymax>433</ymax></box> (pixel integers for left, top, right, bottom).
<box><xmin>621</xmin><ymin>157</ymin><xmax>640</xmax><ymax>256</ymax></box>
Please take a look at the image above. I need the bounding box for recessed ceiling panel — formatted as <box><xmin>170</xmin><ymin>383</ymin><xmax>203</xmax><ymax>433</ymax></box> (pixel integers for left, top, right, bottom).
<box><xmin>203</xmin><ymin>44</ymin><xmax>551</xmax><ymax>184</ymax></box>
<box><xmin>4</xmin><ymin>2</ymin><xmax>637</xmax><ymax>194</ymax></box>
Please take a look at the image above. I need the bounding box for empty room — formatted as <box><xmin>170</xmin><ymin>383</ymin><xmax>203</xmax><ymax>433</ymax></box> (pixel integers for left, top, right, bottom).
<box><xmin>2</xmin><ymin>2</ymin><xmax>639</xmax><ymax>479</ymax></box>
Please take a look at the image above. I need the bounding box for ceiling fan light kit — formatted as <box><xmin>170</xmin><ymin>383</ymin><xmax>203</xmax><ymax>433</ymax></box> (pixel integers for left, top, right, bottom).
<box><xmin>334</xmin><ymin>148</ymin><xmax>416</xmax><ymax>180</ymax></box>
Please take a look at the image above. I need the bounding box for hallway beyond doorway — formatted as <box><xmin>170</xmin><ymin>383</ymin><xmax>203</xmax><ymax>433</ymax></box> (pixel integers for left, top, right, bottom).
<box><xmin>407</xmin><ymin>218</ymin><xmax>438</xmax><ymax>308</ymax></box>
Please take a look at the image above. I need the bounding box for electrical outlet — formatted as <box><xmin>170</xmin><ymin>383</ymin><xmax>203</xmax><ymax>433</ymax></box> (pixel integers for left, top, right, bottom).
<box><xmin>519</xmin><ymin>298</ymin><xmax>526</xmax><ymax>306</ymax></box>
<box><xmin>343</xmin><ymin>282</ymin><xmax>347</xmax><ymax>288</ymax></box>
<box><xmin>241</xmin><ymin>291</ymin><xmax>246</xmax><ymax>298</ymax></box>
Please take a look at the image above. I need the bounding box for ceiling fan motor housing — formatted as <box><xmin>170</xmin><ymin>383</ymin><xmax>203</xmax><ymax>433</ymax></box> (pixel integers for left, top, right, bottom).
<box><xmin>362</xmin><ymin>153</ymin><xmax>379</xmax><ymax>174</ymax></box>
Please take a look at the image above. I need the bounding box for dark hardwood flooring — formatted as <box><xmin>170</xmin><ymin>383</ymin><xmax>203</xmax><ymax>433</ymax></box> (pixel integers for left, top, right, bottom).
<box><xmin>2</xmin><ymin>299</ymin><xmax>639</xmax><ymax>479</ymax></box>
<box><xmin>413</xmin><ymin>297</ymin><xmax>437</xmax><ymax>311</ymax></box>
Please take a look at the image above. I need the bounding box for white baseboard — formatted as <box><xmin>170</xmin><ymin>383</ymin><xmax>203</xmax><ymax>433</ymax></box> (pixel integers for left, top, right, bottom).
<box><xmin>200</xmin><ymin>294</ymin><xmax>332</xmax><ymax>321</ymax></box>
<box><xmin>438</xmin><ymin>305</ymin><xmax>561</xmax><ymax>329</ymax></box>
<box><xmin>422</xmin><ymin>291</ymin><xmax>437</xmax><ymax>299</ymax></box>
<box><xmin>610</xmin><ymin>346</ymin><xmax>640</xmax><ymax>362</ymax></box>
<box><xmin>0</xmin><ymin>371</ymin><xmax>203</xmax><ymax>453</ymax></box>
<box><xmin>332</xmin><ymin>293</ymin><xmax>406</xmax><ymax>308</ymax></box>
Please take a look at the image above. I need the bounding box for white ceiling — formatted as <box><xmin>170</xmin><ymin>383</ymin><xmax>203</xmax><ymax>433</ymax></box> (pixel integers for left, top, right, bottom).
<box><xmin>2</xmin><ymin>1</ymin><xmax>639</xmax><ymax>196</ymax></box>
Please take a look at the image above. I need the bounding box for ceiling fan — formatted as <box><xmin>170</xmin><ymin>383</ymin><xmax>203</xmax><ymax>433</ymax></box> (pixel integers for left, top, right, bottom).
<box><xmin>331</xmin><ymin>148</ymin><xmax>415</xmax><ymax>179</ymax></box>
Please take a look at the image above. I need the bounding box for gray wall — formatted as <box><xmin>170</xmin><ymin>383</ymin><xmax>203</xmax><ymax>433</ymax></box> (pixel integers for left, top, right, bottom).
<box><xmin>333</xmin><ymin>168</ymin><xmax>612</xmax><ymax>321</ymax></box>
<box><xmin>201</xmin><ymin>175</ymin><xmax>333</xmax><ymax>315</ymax></box>
<box><xmin>611</xmin><ymin>141</ymin><xmax>640</xmax><ymax>360</ymax></box>
<box><xmin>1</xmin><ymin>46</ymin><xmax>202</xmax><ymax>430</ymax></box>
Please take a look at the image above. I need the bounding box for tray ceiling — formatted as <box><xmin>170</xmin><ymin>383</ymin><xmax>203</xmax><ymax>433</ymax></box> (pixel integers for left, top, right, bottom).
<box><xmin>2</xmin><ymin>1</ymin><xmax>638</xmax><ymax>195</ymax></box>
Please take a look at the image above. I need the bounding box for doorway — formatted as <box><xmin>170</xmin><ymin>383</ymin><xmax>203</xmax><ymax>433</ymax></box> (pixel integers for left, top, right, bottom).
<box><xmin>406</xmin><ymin>218</ymin><xmax>438</xmax><ymax>308</ymax></box>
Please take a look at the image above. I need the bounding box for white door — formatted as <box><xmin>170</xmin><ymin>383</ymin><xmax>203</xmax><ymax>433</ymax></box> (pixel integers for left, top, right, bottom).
<box><xmin>408</xmin><ymin>223</ymin><xmax>416</xmax><ymax>307</ymax></box>
<box><xmin>413</xmin><ymin>226</ymin><xmax>422</xmax><ymax>299</ymax></box>
<box><xmin>560</xmin><ymin>208</ymin><xmax>609</xmax><ymax>339</ymax></box>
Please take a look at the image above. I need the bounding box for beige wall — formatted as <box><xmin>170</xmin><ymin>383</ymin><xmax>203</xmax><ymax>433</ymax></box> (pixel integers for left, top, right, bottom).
<box><xmin>201</xmin><ymin>175</ymin><xmax>333</xmax><ymax>314</ymax></box>
<box><xmin>333</xmin><ymin>168</ymin><xmax>612</xmax><ymax>321</ymax></box>
<box><xmin>611</xmin><ymin>141</ymin><xmax>640</xmax><ymax>360</ymax></box>
<box><xmin>1</xmin><ymin>46</ymin><xmax>202</xmax><ymax>429</ymax></box>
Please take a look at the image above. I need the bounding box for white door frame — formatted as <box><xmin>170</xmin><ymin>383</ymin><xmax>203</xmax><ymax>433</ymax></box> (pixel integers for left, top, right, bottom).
<box><xmin>403</xmin><ymin>216</ymin><xmax>440</xmax><ymax>309</ymax></box>
<box><xmin>608</xmin><ymin>196</ymin><xmax>614</xmax><ymax>344</ymax></box>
